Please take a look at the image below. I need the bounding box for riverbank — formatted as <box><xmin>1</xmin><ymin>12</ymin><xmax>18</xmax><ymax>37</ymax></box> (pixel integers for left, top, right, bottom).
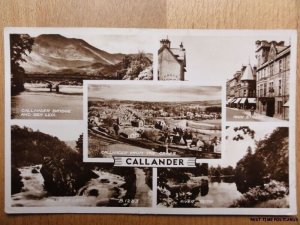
<box><xmin>231</xmin><ymin>180</ymin><xmax>289</xmax><ymax>208</ymax></box>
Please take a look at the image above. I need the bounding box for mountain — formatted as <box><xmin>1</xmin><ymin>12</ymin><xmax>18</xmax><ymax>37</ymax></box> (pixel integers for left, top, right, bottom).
<box><xmin>20</xmin><ymin>34</ymin><xmax>152</xmax><ymax>78</ymax></box>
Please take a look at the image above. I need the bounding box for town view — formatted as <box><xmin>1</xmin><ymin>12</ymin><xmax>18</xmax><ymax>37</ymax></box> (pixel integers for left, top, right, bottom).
<box><xmin>87</xmin><ymin>85</ymin><xmax>222</xmax><ymax>159</ymax></box>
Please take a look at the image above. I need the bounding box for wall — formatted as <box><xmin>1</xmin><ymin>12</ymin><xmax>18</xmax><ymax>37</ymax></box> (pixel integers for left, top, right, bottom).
<box><xmin>159</xmin><ymin>48</ymin><xmax>182</xmax><ymax>80</ymax></box>
<box><xmin>0</xmin><ymin>0</ymin><xmax>299</xmax><ymax>225</ymax></box>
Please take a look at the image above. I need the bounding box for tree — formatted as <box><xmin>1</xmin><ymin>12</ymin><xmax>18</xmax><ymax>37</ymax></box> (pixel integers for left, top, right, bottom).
<box><xmin>122</xmin><ymin>55</ymin><xmax>132</xmax><ymax>69</ymax></box>
<box><xmin>232</xmin><ymin>126</ymin><xmax>255</xmax><ymax>141</ymax></box>
<box><xmin>76</xmin><ymin>134</ymin><xmax>83</xmax><ymax>156</ymax></box>
<box><xmin>113</xmin><ymin>123</ymin><xmax>119</xmax><ymax>135</ymax></box>
<box><xmin>10</xmin><ymin>34</ymin><xmax>34</xmax><ymax>95</ymax></box>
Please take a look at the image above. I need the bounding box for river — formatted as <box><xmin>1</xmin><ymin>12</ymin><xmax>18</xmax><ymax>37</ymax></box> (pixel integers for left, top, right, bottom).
<box><xmin>195</xmin><ymin>178</ymin><xmax>243</xmax><ymax>208</ymax></box>
<box><xmin>11</xmin><ymin>86</ymin><xmax>83</xmax><ymax>120</ymax></box>
<box><xmin>131</xmin><ymin>168</ymin><xmax>152</xmax><ymax>207</ymax></box>
<box><xmin>11</xmin><ymin>165</ymin><xmax>152</xmax><ymax>207</ymax></box>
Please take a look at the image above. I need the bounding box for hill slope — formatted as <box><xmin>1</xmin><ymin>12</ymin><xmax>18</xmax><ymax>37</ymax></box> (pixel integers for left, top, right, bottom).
<box><xmin>20</xmin><ymin>34</ymin><xmax>152</xmax><ymax>79</ymax></box>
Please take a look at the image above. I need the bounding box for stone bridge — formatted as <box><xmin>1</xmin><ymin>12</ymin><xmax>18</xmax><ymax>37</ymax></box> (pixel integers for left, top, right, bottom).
<box><xmin>24</xmin><ymin>73</ymin><xmax>100</xmax><ymax>92</ymax></box>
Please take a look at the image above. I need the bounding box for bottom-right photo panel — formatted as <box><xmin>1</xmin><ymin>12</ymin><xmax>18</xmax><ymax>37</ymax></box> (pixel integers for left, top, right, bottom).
<box><xmin>157</xmin><ymin>125</ymin><xmax>290</xmax><ymax>208</ymax></box>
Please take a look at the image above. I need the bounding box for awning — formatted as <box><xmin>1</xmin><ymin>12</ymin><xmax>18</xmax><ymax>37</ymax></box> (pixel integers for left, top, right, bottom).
<box><xmin>229</xmin><ymin>98</ymin><xmax>237</xmax><ymax>103</ymax></box>
<box><xmin>240</xmin><ymin>98</ymin><xmax>247</xmax><ymax>104</ymax></box>
<box><xmin>233</xmin><ymin>98</ymin><xmax>242</xmax><ymax>104</ymax></box>
<box><xmin>247</xmin><ymin>98</ymin><xmax>256</xmax><ymax>104</ymax></box>
<box><xmin>226</xmin><ymin>98</ymin><xmax>234</xmax><ymax>104</ymax></box>
<box><xmin>283</xmin><ymin>100</ymin><xmax>289</xmax><ymax>107</ymax></box>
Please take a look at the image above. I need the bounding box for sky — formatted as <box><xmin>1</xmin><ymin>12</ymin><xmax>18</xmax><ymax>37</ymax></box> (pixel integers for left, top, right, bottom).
<box><xmin>211</xmin><ymin>124</ymin><xmax>284</xmax><ymax>167</ymax></box>
<box><xmin>88</xmin><ymin>84</ymin><xmax>221</xmax><ymax>102</ymax></box>
<box><xmin>12</xmin><ymin>121</ymin><xmax>83</xmax><ymax>141</ymax></box>
<box><xmin>163</xmin><ymin>35</ymin><xmax>290</xmax><ymax>85</ymax></box>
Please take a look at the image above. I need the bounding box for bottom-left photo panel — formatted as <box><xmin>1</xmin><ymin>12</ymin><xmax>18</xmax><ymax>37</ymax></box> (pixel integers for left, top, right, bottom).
<box><xmin>9</xmin><ymin>121</ymin><xmax>153</xmax><ymax>208</ymax></box>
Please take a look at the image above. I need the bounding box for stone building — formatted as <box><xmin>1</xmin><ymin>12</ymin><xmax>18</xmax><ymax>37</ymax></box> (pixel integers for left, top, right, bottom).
<box><xmin>226</xmin><ymin>63</ymin><xmax>256</xmax><ymax>109</ymax></box>
<box><xmin>158</xmin><ymin>38</ymin><xmax>186</xmax><ymax>80</ymax></box>
<box><xmin>255</xmin><ymin>40</ymin><xmax>290</xmax><ymax>120</ymax></box>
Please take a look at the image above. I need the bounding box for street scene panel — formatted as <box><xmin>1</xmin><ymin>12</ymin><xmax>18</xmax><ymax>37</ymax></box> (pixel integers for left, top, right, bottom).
<box><xmin>87</xmin><ymin>83</ymin><xmax>222</xmax><ymax>159</ymax></box>
<box><xmin>157</xmin><ymin>126</ymin><xmax>289</xmax><ymax>208</ymax></box>
<box><xmin>10</xmin><ymin>33</ymin><xmax>154</xmax><ymax>120</ymax></box>
<box><xmin>226</xmin><ymin>40</ymin><xmax>290</xmax><ymax>122</ymax></box>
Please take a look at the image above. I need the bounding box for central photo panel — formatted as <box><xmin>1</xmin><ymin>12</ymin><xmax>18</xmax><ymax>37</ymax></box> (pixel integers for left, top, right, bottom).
<box><xmin>83</xmin><ymin>81</ymin><xmax>223</xmax><ymax>163</ymax></box>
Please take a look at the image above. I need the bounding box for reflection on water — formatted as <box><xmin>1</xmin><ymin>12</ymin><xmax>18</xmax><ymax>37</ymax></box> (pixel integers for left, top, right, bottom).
<box><xmin>11</xmin><ymin>88</ymin><xmax>83</xmax><ymax>120</ymax></box>
<box><xmin>196</xmin><ymin>178</ymin><xmax>243</xmax><ymax>208</ymax></box>
<box><xmin>210</xmin><ymin>176</ymin><xmax>235</xmax><ymax>183</ymax></box>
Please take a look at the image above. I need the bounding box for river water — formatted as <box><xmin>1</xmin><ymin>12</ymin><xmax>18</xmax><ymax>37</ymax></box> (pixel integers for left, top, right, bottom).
<box><xmin>11</xmin><ymin>165</ymin><xmax>152</xmax><ymax>207</ymax></box>
<box><xmin>195</xmin><ymin>179</ymin><xmax>243</xmax><ymax>208</ymax></box>
<box><xmin>11</xmin><ymin>86</ymin><xmax>83</xmax><ymax>120</ymax></box>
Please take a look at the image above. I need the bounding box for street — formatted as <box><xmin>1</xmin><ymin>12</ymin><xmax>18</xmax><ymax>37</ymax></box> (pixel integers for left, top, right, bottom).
<box><xmin>226</xmin><ymin>107</ymin><xmax>285</xmax><ymax>122</ymax></box>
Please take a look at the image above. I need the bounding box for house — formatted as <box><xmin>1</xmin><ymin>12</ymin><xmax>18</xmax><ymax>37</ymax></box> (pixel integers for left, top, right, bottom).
<box><xmin>131</xmin><ymin>119</ymin><xmax>144</xmax><ymax>127</ymax></box>
<box><xmin>120</xmin><ymin>130</ymin><xmax>140</xmax><ymax>139</ymax></box>
<box><xmin>226</xmin><ymin>64</ymin><xmax>256</xmax><ymax>109</ymax></box>
<box><xmin>158</xmin><ymin>38</ymin><xmax>186</xmax><ymax>80</ymax></box>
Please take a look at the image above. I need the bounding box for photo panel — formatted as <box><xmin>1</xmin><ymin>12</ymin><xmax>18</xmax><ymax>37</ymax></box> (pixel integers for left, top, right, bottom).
<box><xmin>84</xmin><ymin>81</ymin><xmax>222</xmax><ymax>162</ymax></box>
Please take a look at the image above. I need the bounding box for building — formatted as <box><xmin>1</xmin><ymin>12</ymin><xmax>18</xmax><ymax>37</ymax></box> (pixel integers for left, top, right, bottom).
<box><xmin>131</xmin><ymin>119</ymin><xmax>144</xmax><ymax>127</ymax></box>
<box><xmin>158</xmin><ymin>38</ymin><xmax>186</xmax><ymax>80</ymax></box>
<box><xmin>226</xmin><ymin>63</ymin><xmax>256</xmax><ymax>109</ymax></box>
<box><xmin>120</xmin><ymin>130</ymin><xmax>140</xmax><ymax>139</ymax></box>
<box><xmin>255</xmin><ymin>40</ymin><xmax>290</xmax><ymax>120</ymax></box>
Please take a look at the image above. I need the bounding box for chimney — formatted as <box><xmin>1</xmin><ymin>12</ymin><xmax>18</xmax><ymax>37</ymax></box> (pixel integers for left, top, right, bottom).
<box><xmin>179</xmin><ymin>42</ymin><xmax>185</xmax><ymax>50</ymax></box>
<box><xmin>160</xmin><ymin>38</ymin><xmax>171</xmax><ymax>48</ymax></box>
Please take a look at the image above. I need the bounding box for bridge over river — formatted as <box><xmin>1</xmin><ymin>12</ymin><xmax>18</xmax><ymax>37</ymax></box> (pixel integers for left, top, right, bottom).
<box><xmin>24</xmin><ymin>73</ymin><xmax>101</xmax><ymax>92</ymax></box>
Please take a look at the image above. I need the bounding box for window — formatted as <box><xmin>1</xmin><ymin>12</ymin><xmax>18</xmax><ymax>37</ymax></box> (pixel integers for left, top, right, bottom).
<box><xmin>264</xmin><ymin>83</ymin><xmax>267</xmax><ymax>97</ymax></box>
<box><xmin>279</xmin><ymin>60</ymin><xmax>283</xmax><ymax>72</ymax></box>
<box><xmin>244</xmin><ymin>89</ymin><xmax>247</xmax><ymax>96</ymax></box>
<box><xmin>269</xmin><ymin>82</ymin><xmax>274</xmax><ymax>93</ymax></box>
<box><xmin>277</xmin><ymin>101</ymin><xmax>283</xmax><ymax>114</ymax></box>
<box><xmin>279</xmin><ymin>80</ymin><xmax>282</xmax><ymax>96</ymax></box>
<box><xmin>270</xmin><ymin>64</ymin><xmax>273</xmax><ymax>76</ymax></box>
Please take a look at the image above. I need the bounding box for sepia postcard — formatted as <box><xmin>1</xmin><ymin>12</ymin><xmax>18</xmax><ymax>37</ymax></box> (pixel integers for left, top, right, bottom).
<box><xmin>4</xmin><ymin>28</ymin><xmax>297</xmax><ymax>215</ymax></box>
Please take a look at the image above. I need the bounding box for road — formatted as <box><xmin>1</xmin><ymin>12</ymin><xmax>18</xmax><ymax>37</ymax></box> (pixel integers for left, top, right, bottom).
<box><xmin>226</xmin><ymin>108</ymin><xmax>261</xmax><ymax>122</ymax></box>
<box><xmin>226</xmin><ymin>107</ymin><xmax>286</xmax><ymax>122</ymax></box>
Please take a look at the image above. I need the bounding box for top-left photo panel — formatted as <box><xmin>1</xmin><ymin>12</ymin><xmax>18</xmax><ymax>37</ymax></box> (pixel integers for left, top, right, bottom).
<box><xmin>6</xmin><ymin>29</ymin><xmax>155</xmax><ymax>120</ymax></box>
